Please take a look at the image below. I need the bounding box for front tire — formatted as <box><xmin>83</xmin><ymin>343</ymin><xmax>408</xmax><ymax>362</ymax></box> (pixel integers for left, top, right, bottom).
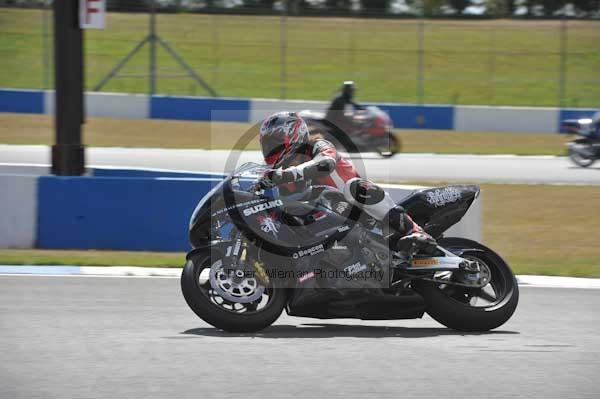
<box><xmin>413</xmin><ymin>238</ymin><xmax>519</xmax><ymax>332</ymax></box>
<box><xmin>181</xmin><ymin>250</ymin><xmax>286</xmax><ymax>333</ymax></box>
<box><xmin>568</xmin><ymin>141</ymin><xmax>596</xmax><ymax>167</ymax></box>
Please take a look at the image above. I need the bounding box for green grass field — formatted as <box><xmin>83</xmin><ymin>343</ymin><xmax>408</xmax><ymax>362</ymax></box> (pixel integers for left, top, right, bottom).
<box><xmin>1</xmin><ymin>8</ymin><xmax>599</xmax><ymax>107</ymax></box>
<box><xmin>0</xmin><ymin>184</ymin><xmax>598</xmax><ymax>277</ymax></box>
<box><xmin>0</xmin><ymin>113</ymin><xmax>571</xmax><ymax>155</ymax></box>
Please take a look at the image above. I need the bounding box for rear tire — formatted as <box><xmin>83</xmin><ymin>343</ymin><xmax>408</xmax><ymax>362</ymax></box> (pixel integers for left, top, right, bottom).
<box><xmin>413</xmin><ymin>238</ymin><xmax>519</xmax><ymax>332</ymax></box>
<box><xmin>378</xmin><ymin>133</ymin><xmax>401</xmax><ymax>158</ymax></box>
<box><xmin>181</xmin><ymin>250</ymin><xmax>286</xmax><ymax>333</ymax></box>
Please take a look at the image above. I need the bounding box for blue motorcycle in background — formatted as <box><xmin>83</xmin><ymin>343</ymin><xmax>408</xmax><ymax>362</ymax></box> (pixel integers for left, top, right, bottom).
<box><xmin>562</xmin><ymin>111</ymin><xmax>600</xmax><ymax>168</ymax></box>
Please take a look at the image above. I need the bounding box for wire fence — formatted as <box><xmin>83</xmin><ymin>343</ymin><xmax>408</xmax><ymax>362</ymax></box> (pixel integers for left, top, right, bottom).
<box><xmin>0</xmin><ymin>3</ymin><xmax>599</xmax><ymax>107</ymax></box>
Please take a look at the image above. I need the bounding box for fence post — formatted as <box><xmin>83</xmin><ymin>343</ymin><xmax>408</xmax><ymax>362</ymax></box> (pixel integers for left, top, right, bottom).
<box><xmin>488</xmin><ymin>25</ymin><xmax>496</xmax><ymax>106</ymax></box>
<box><xmin>212</xmin><ymin>14</ymin><xmax>219</xmax><ymax>92</ymax></box>
<box><xmin>42</xmin><ymin>1</ymin><xmax>52</xmax><ymax>90</ymax></box>
<box><xmin>149</xmin><ymin>1</ymin><xmax>157</xmax><ymax>95</ymax></box>
<box><xmin>416</xmin><ymin>20</ymin><xmax>424</xmax><ymax>105</ymax></box>
<box><xmin>558</xmin><ymin>17</ymin><xmax>568</xmax><ymax>108</ymax></box>
<box><xmin>349</xmin><ymin>18</ymin><xmax>356</xmax><ymax>81</ymax></box>
<box><xmin>280</xmin><ymin>1</ymin><xmax>288</xmax><ymax>100</ymax></box>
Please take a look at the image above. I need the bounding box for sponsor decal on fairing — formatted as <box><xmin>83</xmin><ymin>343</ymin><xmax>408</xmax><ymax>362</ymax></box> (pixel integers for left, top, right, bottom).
<box><xmin>257</xmin><ymin>212</ymin><xmax>280</xmax><ymax>237</ymax></box>
<box><xmin>343</xmin><ymin>262</ymin><xmax>367</xmax><ymax>276</ymax></box>
<box><xmin>426</xmin><ymin>187</ymin><xmax>462</xmax><ymax>207</ymax></box>
<box><xmin>292</xmin><ymin>244</ymin><xmax>325</xmax><ymax>259</ymax></box>
<box><xmin>242</xmin><ymin>200</ymin><xmax>283</xmax><ymax>217</ymax></box>
<box><xmin>298</xmin><ymin>271</ymin><xmax>315</xmax><ymax>283</ymax></box>
<box><xmin>211</xmin><ymin>198</ymin><xmax>263</xmax><ymax>217</ymax></box>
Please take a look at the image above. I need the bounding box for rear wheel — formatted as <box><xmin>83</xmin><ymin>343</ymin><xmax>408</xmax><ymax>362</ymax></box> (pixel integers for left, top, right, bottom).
<box><xmin>181</xmin><ymin>249</ymin><xmax>286</xmax><ymax>333</ymax></box>
<box><xmin>413</xmin><ymin>238</ymin><xmax>519</xmax><ymax>332</ymax></box>
<box><xmin>377</xmin><ymin>133</ymin><xmax>401</xmax><ymax>158</ymax></box>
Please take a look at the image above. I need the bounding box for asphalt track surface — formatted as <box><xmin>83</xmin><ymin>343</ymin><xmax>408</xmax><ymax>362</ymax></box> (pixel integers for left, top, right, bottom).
<box><xmin>1</xmin><ymin>275</ymin><xmax>598</xmax><ymax>399</ymax></box>
<box><xmin>1</xmin><ymin>145</ymin><xmax>600</xmax><ymax>184</ymax></box>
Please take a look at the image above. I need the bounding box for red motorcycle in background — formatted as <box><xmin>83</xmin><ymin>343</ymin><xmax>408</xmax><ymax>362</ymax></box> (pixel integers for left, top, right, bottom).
<box><xmin>299</xmin><ymin>106</ymin><xmax>401</xmax><ymax>158</ymax></box>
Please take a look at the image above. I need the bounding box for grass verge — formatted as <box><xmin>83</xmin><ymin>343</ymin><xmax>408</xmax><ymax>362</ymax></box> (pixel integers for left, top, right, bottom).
<box><xmin>480</xmin><ymin>184</ymin><xmax>600</xmax><ymax>278</ymax></box>
<box><xmin>0</xmin><ymin>184</ymin><xmax>598</xmax><ymax>277</ymax></box>
<box><xmin>0</xmin><ymin>113</ymin><xmax>570</xmax><ymax>155</ymax></box>
<box><xmin>0</xmin><ymin>249</ymin><xmax>184</xmax><ymax>268</ymax></box>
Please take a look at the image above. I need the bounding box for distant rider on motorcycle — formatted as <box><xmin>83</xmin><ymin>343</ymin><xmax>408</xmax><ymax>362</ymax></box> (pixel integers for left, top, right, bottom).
<box><xmin>325</xmin><ymin>81</ymin><xmax>365</xmax><ymax>135</ymax></box>
<box><xmin>591</xmin><ymin>111</ymin><xmax>600</xmax><ymax>141</ymax></box>
<box><xmin>257</xmin><ymin>111</ymin><xmax>435</xmax><ymax>254</ymax></box>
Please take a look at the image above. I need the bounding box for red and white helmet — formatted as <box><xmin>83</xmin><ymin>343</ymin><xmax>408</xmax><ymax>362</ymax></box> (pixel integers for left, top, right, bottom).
<box><xmin>259</xmin><ymin>112</ymin><xmax>309</xmax><ymax>166</ymax></box>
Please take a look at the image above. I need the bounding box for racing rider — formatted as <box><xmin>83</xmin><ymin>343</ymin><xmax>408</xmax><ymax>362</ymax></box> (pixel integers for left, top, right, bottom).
<box><xmin>325</xmin><ymin>81</ymin><xmax>365</xmax><ymax>135</ymax></box>
<box><xmin>257</xmin><ymin>111</ymin><xmax>435</xmax><ymax>254</ymax></box>
<box><xmin>327</xmin><ymin>81</ymin><xmax>365</xmax><ymax>117</ymax></box>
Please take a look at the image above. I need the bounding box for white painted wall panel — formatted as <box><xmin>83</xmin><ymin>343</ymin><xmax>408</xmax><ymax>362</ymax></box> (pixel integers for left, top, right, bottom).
<box><xmin>445</xmin><ymin>194</ymin><xmax>482</xmax><ymax>242</ymax></box>
<box><xmin>455</xmin><ymin>105</ymin><xmax>559</xmax><ymax>133</ymax></box>
<box><xmin>45</xmin><ymin>91</ymin><xmax>149</xmax><ymax>119</ymax></box>
<box><xmin>250</xmin><ymin>99</ymin><xmax>328</xmax><ymax>123</ymax></box>
<box><xmin>0</xmin><ymin>175</ymin><xmax>38</xmax><ymax>248</ymax></box>
<box><xmin>0</xmin><ymin>164</ymin><xmax>49</xmax><ymax>175</ymax></box>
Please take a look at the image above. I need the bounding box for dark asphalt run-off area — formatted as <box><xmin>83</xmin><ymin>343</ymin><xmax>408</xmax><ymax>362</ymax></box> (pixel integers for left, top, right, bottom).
<box><xmin>1</xmin><ymin>275</ymin><xmax>598</xmax><ymax>398</ymax></box>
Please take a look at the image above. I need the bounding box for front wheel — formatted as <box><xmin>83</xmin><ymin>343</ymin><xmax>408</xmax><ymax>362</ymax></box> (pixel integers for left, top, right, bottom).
<box><xmin>181</xmin><ymin>249</ymin><xmax>286</xmax><ymax>333</ymax></box>
<box><xmin>568</xmin><ymin>141</ymin><xmax>596</xmax><ymax>167</ymax></box>
<box><xmin>413</xmin><ymin>238</ymin><xmax>519</xmax><ymax>332</ymax></box>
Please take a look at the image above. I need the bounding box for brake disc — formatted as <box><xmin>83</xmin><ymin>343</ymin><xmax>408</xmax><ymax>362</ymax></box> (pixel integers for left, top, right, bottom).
<box><xmin>209</xmin><ymin>260</ymin><xmax>265</xmax><ymax>304</ymax></box>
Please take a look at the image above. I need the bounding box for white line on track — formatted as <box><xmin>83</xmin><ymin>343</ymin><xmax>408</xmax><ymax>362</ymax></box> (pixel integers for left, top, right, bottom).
<box><xmin>1</xmin><ymin>266</ymin><xmax>599</xmax><ymax>289</ymax></box>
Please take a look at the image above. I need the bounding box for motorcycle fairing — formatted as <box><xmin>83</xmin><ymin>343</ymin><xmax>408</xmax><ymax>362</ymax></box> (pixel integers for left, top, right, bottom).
<box><xmin>287</xmin><ymin>288</ymin><xmax>426</xmax><ymax>320</ymax></box>
<box><xmin>399</xmin><ymin>185</ymin><xmax>480</xmax><ymax>239</ymax></box>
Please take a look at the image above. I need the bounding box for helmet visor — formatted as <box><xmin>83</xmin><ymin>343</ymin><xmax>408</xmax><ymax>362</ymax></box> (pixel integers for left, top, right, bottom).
<box><xmin>261</xmin><ymin>133</ymin><xmax>286</xmax><ymax>166</ymax></box>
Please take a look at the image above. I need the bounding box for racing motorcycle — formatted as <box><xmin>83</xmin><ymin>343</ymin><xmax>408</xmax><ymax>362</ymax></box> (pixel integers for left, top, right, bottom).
<box><xmin>298</xmin><ymin>106</ymin><xmax>400</xmax><ymax>158</ymax></box>
<box><xmin>562</xmin><ymin>116</ymin><xmax>600</xmax><ymax>168</ymax></box>
<box><xmin>181</xmin><ymin>163</ymin><xmax>519</xmax><ymax>333</ymax></box>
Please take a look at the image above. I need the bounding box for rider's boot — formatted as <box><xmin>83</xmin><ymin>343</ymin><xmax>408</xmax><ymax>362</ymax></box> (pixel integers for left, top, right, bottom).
<box><xmin>384</xmin><ymin>205</ymin><xmax>437</xmax><ymax>255</ymax></box>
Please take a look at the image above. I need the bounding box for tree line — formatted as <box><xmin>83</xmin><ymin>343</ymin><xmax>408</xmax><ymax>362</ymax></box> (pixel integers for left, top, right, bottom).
<box><xmin>2</xmin><ymin>0</ymin><xmax>598</xmax><ymax>17</ymax></box>
<box><xmin>113</xmin><ymin>0</ymin><xmax>599</xmax><ymax>17</ymax></box>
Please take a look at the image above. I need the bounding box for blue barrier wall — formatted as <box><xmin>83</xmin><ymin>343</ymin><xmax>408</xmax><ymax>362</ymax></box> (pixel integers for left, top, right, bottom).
<box><xmin>1</xmin><ymin>88</ymin><xmax>596</xmax><ymax>133</ymax></box>
<box><xmin>4</xmin><ymin>166</ymin><xmax>480</xmax><ymax>252</ymax></box>
<box><xmin>37</xmin><ymin>176</ymin><xmax>220</xmax><ymax>252</ymax></box>
<box><xmin>92</xmin><ymin>168</ymin><xmax>225</xmax><ymax>179</ymax></box>
<box><xmin>559</xmin><ymin>108</ymin><xmax>597</xmax><ymax>121</ymax></box>
<box><xmin>150</xmin><ymin>95</ymin><xmax>250</xmax><ymax>122</ymax></box>
<box><xmin>373</xmin><ymin>104</ymin><xmax>454</xmax><ymax>130</ymax></box>
<box><xmin>0</xmin><ymin>89</ymin><xmax>44</xmax><ymax>114</ymax></box>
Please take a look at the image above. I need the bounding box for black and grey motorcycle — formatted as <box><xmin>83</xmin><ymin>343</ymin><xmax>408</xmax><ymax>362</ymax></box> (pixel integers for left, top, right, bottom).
<box><xmin>562</xmin><ymin>114</ymin><xmax>600</xmax><ymax>168</ymax></box>
<box><xmin>181</xmin><ymin>163</ymin><xmax>518</xmax><ymax>333</ymax></box>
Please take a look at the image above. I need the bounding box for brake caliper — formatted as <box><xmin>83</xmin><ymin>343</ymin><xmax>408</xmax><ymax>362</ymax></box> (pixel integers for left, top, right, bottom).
<box><xmin>253</xmin><ymin>260</ymin><xmax>270</xmax><ymax>285</ymax></box>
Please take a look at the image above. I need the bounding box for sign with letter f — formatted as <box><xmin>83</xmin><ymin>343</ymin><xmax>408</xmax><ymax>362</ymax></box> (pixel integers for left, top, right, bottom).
<box><xmin>79</xmin><ymin>0</ymin><xmax>105</xmax><ymax>29</ymax></box>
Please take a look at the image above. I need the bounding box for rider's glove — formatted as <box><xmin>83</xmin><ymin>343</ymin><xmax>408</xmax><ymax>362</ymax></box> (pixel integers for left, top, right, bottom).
<box><xmin>260</xmin><ymin>166</ymin><xmax>300</xmax><ymax>188</ymax></box>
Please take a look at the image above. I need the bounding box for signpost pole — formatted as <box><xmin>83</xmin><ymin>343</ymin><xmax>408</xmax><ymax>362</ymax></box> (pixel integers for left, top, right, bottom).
<box><xmin>52</xmin><ymin>0</ymin><xmax>85</xmax><ymax>176</ymax></box>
